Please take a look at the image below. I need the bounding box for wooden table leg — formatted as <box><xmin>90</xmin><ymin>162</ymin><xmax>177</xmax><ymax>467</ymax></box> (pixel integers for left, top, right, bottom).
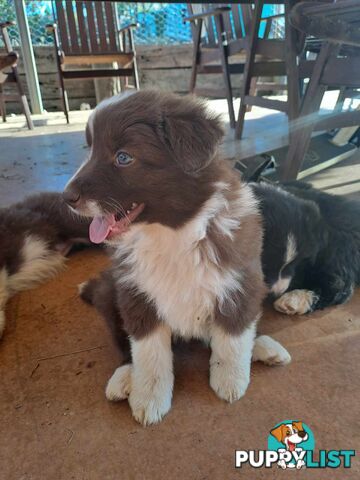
<box><xmin>280</xmin><ymin>42</ymin><xmax>338</xmax><ymax>180</ymax></box>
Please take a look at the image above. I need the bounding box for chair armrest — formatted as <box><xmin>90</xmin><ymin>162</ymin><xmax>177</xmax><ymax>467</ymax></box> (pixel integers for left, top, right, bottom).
<box><xmin>184</xmin><ymin>6</ymin><xmax>230</xmax><ymax>23</ymax></box>
<box><xmin>0</xmin><ymin>21</ymin><xmax>16</xmax><ymax>29</ymax></box>
<box><xmin>260</xmin><ymin>13</ymin><xmax>285</xmax><ymax>21</ymax></box>
<box><xmin>118</xmin><ymin>23</ymin><xmax>138</xmax><ymax>34</ymax></box>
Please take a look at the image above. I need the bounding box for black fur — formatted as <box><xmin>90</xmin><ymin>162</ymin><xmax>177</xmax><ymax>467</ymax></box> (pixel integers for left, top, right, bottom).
<box><xmin>252</xmin><ymin>181</ymin><xmax>360</xmax><ymax>312</ymax></box>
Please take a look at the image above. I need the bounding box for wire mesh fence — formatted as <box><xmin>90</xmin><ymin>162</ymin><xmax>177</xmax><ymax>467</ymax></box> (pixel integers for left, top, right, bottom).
<box><xmin>0</xmin><ymin>2</ymin><xmax>284</xmax><ymax>48</ymax></box>
<box><xmin>0</xmin><ymin>1</ymin><xmax>192</xmax><ymax>47</ymax></box>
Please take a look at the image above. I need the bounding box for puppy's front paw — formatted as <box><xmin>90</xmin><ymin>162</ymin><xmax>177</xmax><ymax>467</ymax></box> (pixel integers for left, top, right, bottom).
<box><xmin>253</xmin><ymin>335</ymin><xmax>291</xmax><ymax>366</ymax></box>
<box><xmin>210</xmin><ymin>361</ymin><xmax>249</xmax><ymax>403</ymax></box>
<box><xmin>274</xmin><ymin>289</ymin><xmax>318</xmax><ymax>315</ymax></box>
<box><xmin>105</xmin><ymin>364</ymin><xmax>132</xmax><ymax>401</ymax></box>
<box><xmin>129</xmin><ymin>381</ymin><xmax>172</xmax><ymax>426</ymax></box>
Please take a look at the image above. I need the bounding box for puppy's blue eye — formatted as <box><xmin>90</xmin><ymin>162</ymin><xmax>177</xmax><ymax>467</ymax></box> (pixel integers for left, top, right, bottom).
<box><xmin>115</xmin><ymin>151</ymin><xmax>133</xmax><ymax>166</ymax></box>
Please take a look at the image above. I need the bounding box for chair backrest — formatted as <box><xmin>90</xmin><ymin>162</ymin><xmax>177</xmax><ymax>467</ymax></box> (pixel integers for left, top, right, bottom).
<box><xmin>187</xmin><ymin>3</ymin><xmax>253</xmax><ymax>46</ymax></box>
<box><xmin>53</xmin><ymin>1</ymin><xmax>120</xmax><ymax>55</ymax></box>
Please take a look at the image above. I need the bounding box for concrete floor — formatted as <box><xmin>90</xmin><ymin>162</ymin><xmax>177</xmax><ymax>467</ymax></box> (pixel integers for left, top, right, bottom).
<box><xmin>0</xmin><ymin>104</ymin><xmax>359</xmax><ymax>479</ymax></box>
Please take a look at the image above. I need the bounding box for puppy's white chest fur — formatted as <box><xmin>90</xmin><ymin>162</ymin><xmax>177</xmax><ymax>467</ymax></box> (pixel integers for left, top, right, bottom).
<box><xmin>115</xmin><ymin>186</ymin><xmax>256</xmax><ymax>339</ymax></box>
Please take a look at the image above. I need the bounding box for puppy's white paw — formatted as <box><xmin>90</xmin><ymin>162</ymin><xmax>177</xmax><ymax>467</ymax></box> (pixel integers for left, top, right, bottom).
<box><xmin>129</xmin><ymin>381</ymin><xmax>172</xmax><ymax>426</ymax></box>
<box><xmin>0</xmin><ymin>310</ymin><xmax>5</xmax><ymax>339</ymax></box>
<box><xmin>210</xmin><ymin>362</ymin><xmax>249</xmax><ymax>403</ymax></box>
<box><xmin>105</xmin><ymin>364</ymin><xmax>132</xmax><ymax>401</ymax></box>
<box><xmin>253</xmin><ymin>335</ymin><xmax>291</xmax><ymax>366</ymax></box>
<box><xmin>274</xmin><ymin>289</ymin><xmax>318</xmax><ymax>315</ymax></box>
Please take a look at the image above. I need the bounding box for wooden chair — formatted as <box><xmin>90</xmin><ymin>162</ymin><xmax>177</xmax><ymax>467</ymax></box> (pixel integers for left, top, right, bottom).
<box><xmin>185</xmin><ymin>3</ymin><xmax>290</xmax><ymax>128</ymax></box>
<box><xmin>280</xmin><ymin>0</ymin><xmax>360</xmax><ymax>179</ymax></box>
<box><xmin>0</xmin><ymin>21</ymin><xmax>34</xmax><ymax>130</ymax></box>
<box><xmin>47</xmin><ymin>1</ymin><xmax>139</xmax><ymax>123</ymax></box>
<box><xmin>235</xmin><ymin>0</ymin><xmax>339</xmax><ymax>140</ymax></box>
<box><xmin>235</xmin><ymin>0</ymin><xmax>306</xmax><ymax>139</ymax></box>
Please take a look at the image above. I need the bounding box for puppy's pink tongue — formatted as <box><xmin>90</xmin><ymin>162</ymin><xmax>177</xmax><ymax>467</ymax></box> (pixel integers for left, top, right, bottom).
<box><xmin>89</xmin><ymin>215</ymin><xmax>115</xmax><ymax>244</ymax></box>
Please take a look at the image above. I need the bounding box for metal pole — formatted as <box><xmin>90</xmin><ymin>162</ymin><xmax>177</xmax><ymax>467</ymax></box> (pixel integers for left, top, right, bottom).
<box><xmin>14</xmin><ymin>0</ymin><xmax>43</xmax><ymax>114</ymax></box>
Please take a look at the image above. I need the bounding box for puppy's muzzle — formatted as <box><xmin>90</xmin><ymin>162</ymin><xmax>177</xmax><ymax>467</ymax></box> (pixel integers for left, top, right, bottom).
<box><xmin>63</xmin><ymin>185</ymin><xmax>81</xmax><ymax>208</ymax></box>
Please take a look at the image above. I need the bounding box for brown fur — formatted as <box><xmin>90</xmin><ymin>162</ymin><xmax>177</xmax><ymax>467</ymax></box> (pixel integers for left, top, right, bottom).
<box><xmin>80</xmin><ymin>270</ymin><xmax>131</xmax><ymax>362</ymax></box>
<box><xmin>66</xmin><ymin>91</ymin><xmax>265</xmax><ymax>342</ymax></box>
<box><xmin>0</xmin><ymin>192</ymin><xmax>91</xmax><ymax>274</ymax></box>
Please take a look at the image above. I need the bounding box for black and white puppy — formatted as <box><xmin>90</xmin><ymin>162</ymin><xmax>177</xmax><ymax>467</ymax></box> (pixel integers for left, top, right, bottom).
<box><xmin>0</xmin><ymin>192</ymin><xmax>90</xmax><ymax>338</ymax></box>
<box><xmin>251</xmin><ymin>181</ymin><xmax>360</xmax><ymax>315</ymax></box>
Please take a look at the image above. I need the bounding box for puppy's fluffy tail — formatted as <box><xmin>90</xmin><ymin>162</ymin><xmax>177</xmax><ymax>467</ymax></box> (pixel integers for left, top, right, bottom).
<box><xmin>78</xmin><ymin>278</ymin><xmax>100</xmax><ymax>305</ymax></box>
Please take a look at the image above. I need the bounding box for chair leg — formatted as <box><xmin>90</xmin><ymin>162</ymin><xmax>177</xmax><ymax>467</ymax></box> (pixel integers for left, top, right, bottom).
<box><xmin>132</xmin><ymin>57</ymin><xmax>140</xmax><ymax>90</ymax></box>
<box><xmin>128</xmin><ymin>29</ymin><xmax>139</xmax><ymax>90</ymax></box>
<box><xmin>20</xmin><ymin>94</ymin><xmax>34</xmax><ymax>130</ymax></box>
<box><xmin>189</xmin><ymin>20</ymin><xmax>202</xmax><ymax>93</ymax></box>
<box><xmin>247</xmin><ymin>77</ymin><xmax>258</xmax><ymax>113</ymax></box>
<box><xmin>285</xmin><ymin>1</ymin><xmax>300</xmax><ymax>124</ymax></box>
<box><xmin>59</xmin><ymin>73</ymin><xmax>70</xmax><ymax>124</ymax></box>
<box><xmin>335</xmin><ymin>86</ymin><xmax>347</xmax><ymax>112</ymax></box>
<box><xmin>280</xmin><ymin>43</ymin><xmax>336</xmax><ymax>180</ymax></box>
<box><xmin>235</xmin><ymin>1</ymin><xmax>264</xmax><ymax>139</ymax></box>
<box><xmin>12</xmin><ymin>65</ymin><xmax>34</xmax><ymax>130</ymax></box>
<box><xmin>215</xmin><ymin>14</ymin><xmax>235</xmax><ymax>128</ymax></box>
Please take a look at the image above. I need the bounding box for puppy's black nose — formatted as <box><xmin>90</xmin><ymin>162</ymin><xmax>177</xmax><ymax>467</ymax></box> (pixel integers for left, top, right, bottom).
<box><xmin>63</xmin><ymin>188</ymin><xmax>80</xmax><ymax>207</ymax></box>
<box><xmin>298</xmin><ymin>430</ymin><xmax>306</xmax><ymax>438</ymax></box>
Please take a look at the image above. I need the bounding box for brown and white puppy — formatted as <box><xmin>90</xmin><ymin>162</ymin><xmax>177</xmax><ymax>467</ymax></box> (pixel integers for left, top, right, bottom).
<box><xmin>64</xmin><ymin>91</ymin><xmax>290</xmax><ymax>425</ymax></box>
<box><xmin>0</xmin><ymin>192</ymin><xmax>91</xmax><ymax>338</ymax></box>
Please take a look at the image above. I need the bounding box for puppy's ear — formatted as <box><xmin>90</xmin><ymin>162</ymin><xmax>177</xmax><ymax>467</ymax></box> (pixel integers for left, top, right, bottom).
<box><xmin>161</xmin><ymin>97</ymin><xmax>224</xmax><ymax>174</ymax></box>
<box><xmin>270</xmin><ymin>424</ymin><xmax>286</xmax><ymax>443</ymax></box>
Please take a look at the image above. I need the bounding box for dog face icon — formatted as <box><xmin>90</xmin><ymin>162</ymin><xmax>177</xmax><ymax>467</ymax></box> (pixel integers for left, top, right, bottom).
<box><xmin>270</xmin><ymin>421</ymin><xmax>308</xmax><ymax>451</ymax></box>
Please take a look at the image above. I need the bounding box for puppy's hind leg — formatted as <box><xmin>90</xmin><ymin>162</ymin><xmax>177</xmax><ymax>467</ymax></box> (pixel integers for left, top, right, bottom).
<box><xmin>78</xmin><ymin>271</ymin><xmax>131</xmax><ymax>363</ymax></box>
<box><xmin>0</xmin><ymin>268</ymin><xmax>9</xmax><ymax>339</ymax></box>
<box><xmin>253</xmin><ymin>335</ymin><xmax>291</xmax><ymax>365</ymax></box>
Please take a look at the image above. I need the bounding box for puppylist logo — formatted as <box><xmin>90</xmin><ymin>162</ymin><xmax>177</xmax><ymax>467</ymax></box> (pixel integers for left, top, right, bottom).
<box><xmin>235</xmin><ymin>420</ymin><xmax>355</xmax><ymax>470</ymax></box>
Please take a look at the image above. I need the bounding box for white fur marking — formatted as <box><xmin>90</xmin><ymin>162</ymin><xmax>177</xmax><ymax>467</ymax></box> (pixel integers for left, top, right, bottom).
<box><xmin>77</xmin><ymin>281</ymin><xmax>88</xmax><ymax>296</ymax></box>
<box><xmin>252</xmin><ymin>335</ymin><xmax>291</xmax><ymax>365</ymax></box>
<box><xmin>209</xmin><ymin>322</ymin><xmax>256</xmax><ymax>403</ymax></box>
<box><xmin>128</xmin><ymin>324</ymin><xmax>173</xmax><ymax>426</ymax></box>
<box><xmin>274</xmin><ymin>289</ymin><xmax>318</xmax><ymax>315</ymax></box>
<box><xmin>271</xmin><ymin>276</ymin><xmax>292</xmax><ymax>297</ymax></box>
<box><xmin>271</xmin><ymin>234</ymin><xmax>297</xmax><ymax>296</ymax></box>
<box><xmin>114</xmin><ymin>185</ymin><xmax>258</xmax><ymax>341</ymax></box>
<box><xmin>7</xmin><ymin>235</ymin><xmax>65</xmax><ymax>295</ymax></box>
<box><xmin>285</xmin><ymin>233</ymin><xmax>297</xmax><ymax>264</ymax></box>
